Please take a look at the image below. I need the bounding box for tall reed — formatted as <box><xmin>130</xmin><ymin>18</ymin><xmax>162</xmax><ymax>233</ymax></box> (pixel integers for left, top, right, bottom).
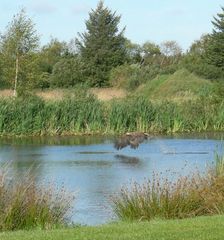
<box><xmin>108</xmin><ymin>97</ymin><xmax>155</xmax><ymax>132</ymax></box>
<box><xmin>0</xmin><ymin>94</ymin><xmax>223</xmax><ymax>135</ymax></box>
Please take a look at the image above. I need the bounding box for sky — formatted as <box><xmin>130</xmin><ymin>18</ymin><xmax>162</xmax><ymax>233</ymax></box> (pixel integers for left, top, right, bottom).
<box><xmin>0</xmin><ymin>0</ymin><xmax>223</xmax><ymax>50</ymax></box>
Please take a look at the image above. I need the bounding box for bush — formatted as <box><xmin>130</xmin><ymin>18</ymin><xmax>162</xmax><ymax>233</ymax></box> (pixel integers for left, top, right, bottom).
<box><xmin>50</xmin><ymin>57</ymin><xmax>86</xmax><ymax>88</ymax></box>
<box><xmin>109</xmin><ymin>64</ymin><xmax>139</xmax><ymax>88</ymax></box>
<box><xmin>110</xmin><ymin>64</ymin><xmax>161</xmax><ymax>91</ymax></box>
<box><xmin>35</xmin><ymin>72</ymin><xmax>51</xmax><ymax>89</ymax></box>
<box><xmin>182</xmin><ymin>53</ymin><xmax>224</xmax><ymax>80</ymax></box>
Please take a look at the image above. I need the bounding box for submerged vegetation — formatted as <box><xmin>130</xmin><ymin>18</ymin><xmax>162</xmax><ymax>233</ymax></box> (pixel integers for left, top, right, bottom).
<box><xmin>0</xmin><ymin>167</ymin><xmax>74</xmax><ymax>231</ymax></box>
<box><xmin>112</xmin><ymin>151</ymin><xmax>224</xmax><ymax>222</ymax></box>
<box><xmin>0</xmin><ymin>93</ymin><xmax>224</xmax><ymax>136</ymax></box>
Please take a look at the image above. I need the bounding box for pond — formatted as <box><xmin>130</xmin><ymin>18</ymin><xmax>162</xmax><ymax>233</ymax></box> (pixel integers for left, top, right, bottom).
<box><xmin>0</xmin><ymin>133</ymin><xmax>223</xmax><ymax>225</ymax></box>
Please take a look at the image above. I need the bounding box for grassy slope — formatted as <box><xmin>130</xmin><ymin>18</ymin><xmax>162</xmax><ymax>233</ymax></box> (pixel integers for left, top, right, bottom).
<box><xmin>1</xmin><ymin>215</ymin><xmax>224</xmax><ymax>240</ymax></box>
<box><xmin>136</xmin><ymin>69</ymin><xmax>213</xmax><ymax>100</ymax></box>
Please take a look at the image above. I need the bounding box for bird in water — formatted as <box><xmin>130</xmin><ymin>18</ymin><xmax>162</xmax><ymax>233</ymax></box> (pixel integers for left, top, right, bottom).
<box><xmin>114</xmin><ymin>132</ymin><xmax>153</xmax><ymax>150</ymax></box>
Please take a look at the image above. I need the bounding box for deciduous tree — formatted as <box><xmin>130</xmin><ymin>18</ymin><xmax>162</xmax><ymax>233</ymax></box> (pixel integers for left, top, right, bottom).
<box><xmin>1</xmin><ymin>9</ymin><xmax>39</xmax><ymax>96</ymax></box>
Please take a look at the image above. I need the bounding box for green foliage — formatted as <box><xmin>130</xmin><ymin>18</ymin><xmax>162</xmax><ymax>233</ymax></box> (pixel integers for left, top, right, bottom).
<box><xmin>110</xmin><ymin>64</ymin><xmax>161</xmax><ymax>91</ymax></box>
<box><xmin>76</xmin><ymin>1</ymin><xmax>126</xmax><ymax>87</ymax></box>
<box><xmin>0</xmin><ymin>167</ymin><xmax>74</xmax><ymax>231</ymax></box>
<box><xmin>0</xmin><ymin>54</ymin><xmax>10</xmax><ymax>89</ymax></box>
<box><xmin>110</xmin><ymin>64</ymin><xmax>150</xmax><ymax>90</ymax></box>
<box><xmin>50</xmin><ymin>57</ymin><xmax>86</xmax><ymax>88</ymax></box>
<box><xmin>205</xmin><ymin>7</ymin><xmax>224</xmax><ymax>71</ymax></box>
<box><xmin>38</xmin><ymin>39</ymin><xmax>69</xmax><ymax>75</ymax></box>
<box><xmin>33</xmin><ymin>39</ymin><xmax>73</xmax><ymax>89</ymax></box>
<box><xmin>182</xmin><ymin>34</ymin><xmax>224</xmax><ymax>79</ymax></box>
<box><xmin>0</xmin><ymin>9</ymin><xmax>40</xmax><ymax>94</ymax></box>
<box><xmin>35</xmin><ymin>72</ymin><xmax>51</xmax><ymax>89</ymax></box>
<box><xmin>124</xmin><ymin>38</ymin><xmax>142</xmax><ymax>64</ymax></box>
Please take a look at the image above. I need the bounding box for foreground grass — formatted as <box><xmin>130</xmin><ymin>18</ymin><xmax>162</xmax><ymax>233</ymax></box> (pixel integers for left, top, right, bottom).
<box><xmin>1</xmin><ymin>215</ymin><xmax>224</xmax><ymax>240</ymax></box>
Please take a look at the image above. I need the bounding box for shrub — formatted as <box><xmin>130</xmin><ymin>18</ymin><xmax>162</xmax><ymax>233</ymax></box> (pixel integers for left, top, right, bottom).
<box><xmin>50</xmin><ymin>57</ymin><xmax>86</xmax><ymax>88</ymax></box>
<box><xmin>109</xmin><ymin>64</ymin><xmax>139</xmax><ymax>88</ymax></box>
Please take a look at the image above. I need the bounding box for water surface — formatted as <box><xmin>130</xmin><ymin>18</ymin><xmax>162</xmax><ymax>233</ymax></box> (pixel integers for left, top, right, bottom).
<box><xmin>0</xmin><ymin>133</ymin><xmax>223</xmax><ymax>225</ymax></box>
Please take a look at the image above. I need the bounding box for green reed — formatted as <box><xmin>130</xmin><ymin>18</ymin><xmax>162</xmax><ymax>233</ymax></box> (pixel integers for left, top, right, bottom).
<box><xmin>0</xmin><ymin>94</ymin><xmax>223</xmax><ymax>136</ymax></box>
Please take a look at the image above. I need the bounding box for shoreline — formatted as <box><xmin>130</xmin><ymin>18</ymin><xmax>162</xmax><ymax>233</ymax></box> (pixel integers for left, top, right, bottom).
<box><xmin>0</xmin><ymin>129</ymin><xmax>223</xmax><ymax>138</ymax></box>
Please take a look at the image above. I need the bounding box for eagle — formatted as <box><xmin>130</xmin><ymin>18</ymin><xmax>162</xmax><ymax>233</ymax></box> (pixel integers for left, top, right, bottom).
<box><xmin>114</xmin><ymin>132</ymin><xmax>152</xmax><ymax>150</ymax></box>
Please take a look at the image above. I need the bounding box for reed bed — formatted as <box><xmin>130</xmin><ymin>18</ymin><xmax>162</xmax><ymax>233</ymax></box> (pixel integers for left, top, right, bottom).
<box><xmin>0</xmin><ymin>94</ymin><xmax>223</xmax><ymax>136</ymax></box>
<box><xmin>112</xmin><ymin>153</ymin><xmax>224</xmax><ymax>222</ymax></box>
<box><xmin>0</xmin><ymin>167</ymin><xmax>74</xmax><ymax>231</ymax></box>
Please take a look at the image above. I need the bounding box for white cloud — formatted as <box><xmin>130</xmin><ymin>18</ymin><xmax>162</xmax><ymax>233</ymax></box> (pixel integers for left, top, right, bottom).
<box><xmin>31</xmin><ymin>2</ymin><xmax>57</xmax><ymax>15</ymax></box>
<box><xmin>165</xmin><ymin>8</ymin><xmax>186</xmax><ymax>17</ymax></box>
<box><xmin>72</xmin><ymin>3</ymin><xmax>91</xmax><ymax>15</ymax></box>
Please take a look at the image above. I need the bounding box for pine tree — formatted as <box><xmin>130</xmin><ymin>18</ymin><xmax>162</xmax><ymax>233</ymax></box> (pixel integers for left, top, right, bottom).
<box><xmin>76</xmin><ymin>1</ymin><xmax>126</xmax><ymax>86</ymax></box>
<box><xmin>206</xmin><ymin>7</ymin><xmax>224</xmax><ymax>71</ymax></box>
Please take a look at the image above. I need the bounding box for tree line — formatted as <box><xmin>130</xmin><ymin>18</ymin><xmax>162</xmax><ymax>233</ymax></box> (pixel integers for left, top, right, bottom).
<box><xmin>0</xmin><ymin>1</ymin><xmax>223</xmax><ymax>95</ymax></box>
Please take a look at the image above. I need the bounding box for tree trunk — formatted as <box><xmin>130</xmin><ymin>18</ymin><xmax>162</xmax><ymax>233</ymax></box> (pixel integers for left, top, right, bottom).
<box><xmin>14</xmin><ymin>55</ymin><xmax>19</xmax><ymax>97</ymax></box>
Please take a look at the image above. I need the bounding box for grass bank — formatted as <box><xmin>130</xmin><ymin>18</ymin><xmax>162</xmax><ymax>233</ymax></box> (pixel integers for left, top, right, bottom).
<box><xmin>1</xmin><ymin>215</ymin><xmax>224</xmax><ymax>240</ymax></box>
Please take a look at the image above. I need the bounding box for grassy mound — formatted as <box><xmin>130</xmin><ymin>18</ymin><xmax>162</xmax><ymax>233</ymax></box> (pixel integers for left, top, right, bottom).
<box><xmin>136</xmin><ymin>69</ymin><xmax>213</xmax><ymax>100</ymax></box>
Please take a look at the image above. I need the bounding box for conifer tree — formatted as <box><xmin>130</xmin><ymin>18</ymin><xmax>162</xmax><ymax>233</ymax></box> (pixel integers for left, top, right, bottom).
<box><xmin>76</xmin><ymin>1</ymin><xmax>126</xmax><ymax>86</ymax></box>
<box><xmin>206</xmin><ymin>7</ymin><xmax>224</xmax><ymax>71</ymax></box>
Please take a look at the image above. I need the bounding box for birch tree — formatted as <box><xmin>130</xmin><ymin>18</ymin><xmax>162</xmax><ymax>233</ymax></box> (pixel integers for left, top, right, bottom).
<box><xmin>1</xmin><ymin>9</ymin><xmax>39</xmax><ymax>96</ymax></box>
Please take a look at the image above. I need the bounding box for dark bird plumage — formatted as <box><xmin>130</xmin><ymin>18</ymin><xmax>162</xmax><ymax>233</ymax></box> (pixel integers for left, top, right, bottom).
<box><xmin>114</xmin><ymin>132</ymin><xmax>152</xmax><ymax>150</ymax></box>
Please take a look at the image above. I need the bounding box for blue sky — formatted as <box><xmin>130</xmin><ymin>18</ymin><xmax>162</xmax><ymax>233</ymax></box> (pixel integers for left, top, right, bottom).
<box><xmin>0</xmin><ymin>0</ymin><xmax>223</xmax><ymax>50</ymax></box>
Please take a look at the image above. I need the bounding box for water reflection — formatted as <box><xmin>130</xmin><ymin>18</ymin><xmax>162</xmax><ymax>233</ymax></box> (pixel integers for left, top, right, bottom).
<box><xmin>115</xmin><ymin>154</ymin><xmax>142</xmax><ymax>167</ymax></box>
<box><xmin>77</xmin><ymin>151</ymin><xmax>113</xmax><ymax>154</ymax></box>
<box><xmin>163</xmin><ymin>151</ymin><xmax>209</xmax><ymax>155</ymax></box>
<box><xmin>0</xmin><ymin>135</ymin><xmax>110</xmax><ymax>146</ymax></box>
